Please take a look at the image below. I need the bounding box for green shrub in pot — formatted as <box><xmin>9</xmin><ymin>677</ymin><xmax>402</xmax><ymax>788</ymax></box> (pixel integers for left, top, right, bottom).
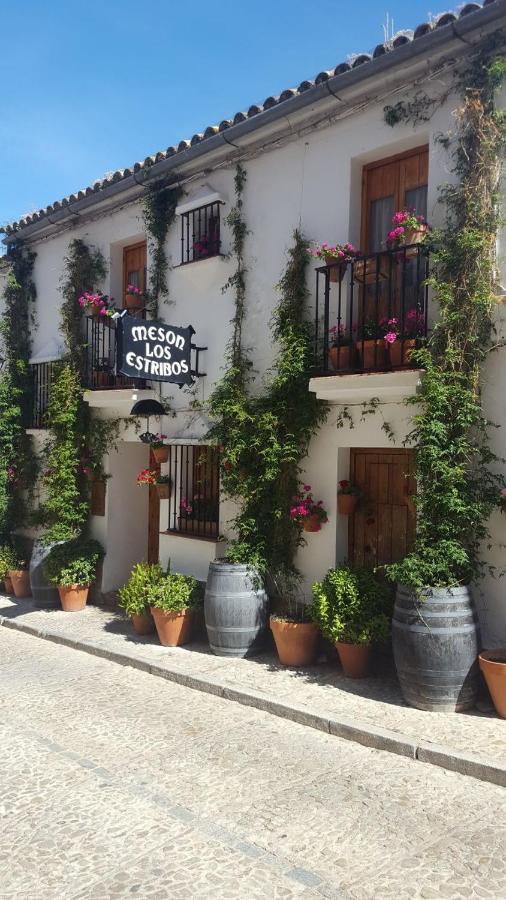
<box><xmin>43</xmin><ymin>538</ymin><xmax>104</xmax><ymax>588</ymax></box>
<box><xmin>148</xmin><ymin>573</ymin><xmax>203</xmax><ymax>613</ymax></box>
<box><xmin>118</xmin><ymin>563</ymin><xmax>165</xmax><ymax>617</ymax></box>
<box><xmin>0</xmin><ymin>545</ymin><xmax>18</xmax><ymax>580</ymax></box>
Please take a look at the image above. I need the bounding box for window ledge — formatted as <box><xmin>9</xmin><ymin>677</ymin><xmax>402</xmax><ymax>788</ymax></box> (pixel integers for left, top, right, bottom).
<box><xmin>175</xmin><ymin>253</ymin><xmax>226</xmax><ymax>269</ymax></box>
<box><xmin>309</xmin><ymin>368</ymin><xmax>424</xmax><ymax>404</ymax></box>
<box><xmin>160</xmin><ymin>529</ymin><xmax>222</xmax><ymax>544</ymax></box>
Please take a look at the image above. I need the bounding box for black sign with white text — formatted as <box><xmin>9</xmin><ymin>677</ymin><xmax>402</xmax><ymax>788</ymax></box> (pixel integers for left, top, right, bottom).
<box><xmin>117</xmin><ymin>317</ymin><xmax>195</xmax><ymax>385</ymax></box>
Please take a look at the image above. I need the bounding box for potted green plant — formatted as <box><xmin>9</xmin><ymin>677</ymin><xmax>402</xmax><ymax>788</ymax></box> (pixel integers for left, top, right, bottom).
<box><xmin>118</xmin><ymin>562</ymin><xmax>163</xmax><ymax>635</ymax></box>
<box><xmin>386</xmin><ymin>210</ymin><xmax>429</xmax><ymax>254</ymax></box>
<box><xmin>337</xmin><ymin>480</ymin><xmax>361</xmax><ymax>515</ymax></box>
<box><xmin>355</xmin><ymin>320</ymin><xmax>387</xmax><ymax>369</ymax></box>
<box><xmin>270</xmin><ymin>574</ymin><xmax>318</xmax><ymax>667</ymax></box>
<box><xmin>311</xmin><ymin>565</ymin><xmax>391</xmax><ymax>678</ymax></box>
<box><xmin>479</xmin><ymin>650</ymin><xmax>506</xmax><ymax>718</ymax></box>
<box><xmin>289</xmin><ymin>486</ymin><xmax>328</xmax><ymax>533</ymax></box>
<box><xmin>384</xmin><ymin>309</ymin><xmax>425</xmax><ymax>368</ymax></box>
<box><xmin>0</xmin><ymin>544</ymin><xmax>18</xmax><ymax>594</ymax></box>
<box><xmin>7</xmin><ymin>547</ymin><xmax>32</xmax><ymax>599</ymax></box>
<box><xmin>309</xmin><ymin>241</ymin><xmax>359</xmax><ymax>283</ymax></box>
<box><xmin>43</xmin><ymin>537</ymin><xmax>104</xmax><ymax>612</ymax></box>
<box><xmin>150</xmin><ymin>433</ymin><xmax>169</xmax><ymax>464</ymax></box>
<box><xmin>148</xmin><ymin>572</ymin><xmax>203</xmax><ymax>646</ymax></box>
<box><xmin>155</xmin><ymin>474</ymin><xmax>172</xmax><ymax>500</ymax></box>
<box><xmin>328</xmin><ymin>324</ymin><xmax>354</xmax><ymax>371</ymax></box>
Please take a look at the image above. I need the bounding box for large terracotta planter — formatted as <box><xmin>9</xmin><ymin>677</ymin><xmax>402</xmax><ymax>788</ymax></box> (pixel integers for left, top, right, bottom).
<box><xmin>388</xmin><ymin>338</ymin><xmax>416</xmax><ymax>368</ymax></box>
<box><xmin>125</xmin><ymin>292</ymin><xmax>144</xmax><ymax>311</ymax></box>
<box><xmin>132</xmin><ymin>612</ymin><xmax>155</xmax><ymax>636</ymax></box>
<box><xmin>336</xmin><ymin>641</ymin><xmax>372</xmax><ymax>678</ymax></box>
<box><xmin>325</xmin><ymin>259</ymin><xmax>347</xmax><ymax>284</ymax></box>
<box><xmin>338</xmin><ymin>494</ymin><xmax>358</xmax><ymax>515</ymax></box>
<box><xmin>156</xmin><ymin>483</ymin><xmax>171</xmax><ymax>500</ymax></box>
<box><xmin>152</xmin><ymin>445</ymin><xmax>169</xmax><ymax>464</ymax></box>
<box><xmin>270</xmin><ymin>617</ymin><xmax>318</xmax><ymax>666</ymax></box>
<box><xmin>355</xmin><ymin>339</ymin><xmax>387</xmax><ymax>369</ymax></box>
<box><xmin>3</xmin><ymin>575</ymin><xmax>14</xmax><ymax>594</ymax></box>
<box><xmin>151</xmin><ymin>606</ymin><xmax>193</xmax><ymax>646</ymax></box>
<box><xmin>303</xmin><ymin>513</ymin><xmax>321</xmax><ymax>533</ymax></box>
<box><xmin>8</xmin><ymin>569</ymin><xmax>32</xmax><ymax>598</ymax></box>
<box><xmin>58</xmin><ymin>584</ymin><xmax>89</xmax><ymax>612</ymax></box>
<box><xmin>328</xmin><ymin>345</ymin><xmax>353</xmax><ymax>372</ymax></box>
<box><xmin>479</xmin><ymin>650</ymin><xmax>506</xmax><ymax>718</ymax></box>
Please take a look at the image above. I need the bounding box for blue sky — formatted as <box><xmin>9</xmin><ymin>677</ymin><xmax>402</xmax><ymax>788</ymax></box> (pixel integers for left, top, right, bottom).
<box><xmin>0</xmin><ymin>0</ymin><xmax>436</xmax><ymax>226</ymax></box>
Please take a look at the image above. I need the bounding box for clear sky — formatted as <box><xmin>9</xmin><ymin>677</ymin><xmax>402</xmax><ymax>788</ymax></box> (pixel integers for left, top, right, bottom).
<box><xmin>1</xmin><ymin>0</ymin><xmax>438</xmax><ymax>226</ymax></box>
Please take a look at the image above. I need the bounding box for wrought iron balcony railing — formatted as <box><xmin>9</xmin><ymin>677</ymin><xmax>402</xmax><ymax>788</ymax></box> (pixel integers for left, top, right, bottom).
<box><xmin>314</xmin><ymin>245</ymin><xmax>429</xmax><ymax>376</ymax></box>
<box><xmin>83</xmin><ymin>315</ymin><xmax>146</xmax><ymax>390</ymax></box>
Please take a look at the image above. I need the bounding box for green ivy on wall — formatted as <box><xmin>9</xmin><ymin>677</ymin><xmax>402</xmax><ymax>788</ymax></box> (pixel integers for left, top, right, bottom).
<box><xmin>142</xmin><ymin>180</ymin><xmax>183</xmax><ymax>315</ymax></box>
<box><xmin>207</xmin><ymin>165</ymin><xmax>328</xmax><ymax>584</ymax></box>
<box><xmin>386</xmin><ymin>48</ymin><xmax>506</xmax><ymax>590</ymax></box>
<box><xmin>0</xmin><ymin>247</ymin><xmax>38</xmax><ymax>543</ymax></box>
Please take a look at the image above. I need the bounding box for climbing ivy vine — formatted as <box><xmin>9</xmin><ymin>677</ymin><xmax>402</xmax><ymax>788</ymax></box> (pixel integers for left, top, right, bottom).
<box><xmin>0</xmin><ymin>247</ymin><xmax>38</xmax><ymax>543</ymax></box>
<box><xmin>142</xmin><ymin>179</ymin><xmax>182</xmax><ymax>315</ymax></box>
<box><xmin>386</xmin><ymin>48</ymin><xmax>506</xmax><ymax>590</ymax></box>
<box><xmin>207</xmin><ymin>165</ymin><xmax>328</xmax><ymax>584</ymax></box>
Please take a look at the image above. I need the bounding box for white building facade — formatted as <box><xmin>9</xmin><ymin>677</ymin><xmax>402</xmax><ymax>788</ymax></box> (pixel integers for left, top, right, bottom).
<box><xmin>2</xmin><ymin>2</ymin><xmax>506</xmax><ymax>646</ymax></box>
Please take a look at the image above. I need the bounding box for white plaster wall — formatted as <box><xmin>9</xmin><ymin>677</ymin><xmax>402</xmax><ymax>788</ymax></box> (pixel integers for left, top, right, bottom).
<box><xmin>15</xmin><ymin>71</ymin><xmax>506</xmax><ymax>641</ymax></box>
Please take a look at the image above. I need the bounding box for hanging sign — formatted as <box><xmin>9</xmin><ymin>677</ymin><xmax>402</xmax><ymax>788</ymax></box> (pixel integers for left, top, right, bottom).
<box><xmin>117</xmin><ymin>317</ymin><xmax>195</xmax><ymax>385</ymax></box>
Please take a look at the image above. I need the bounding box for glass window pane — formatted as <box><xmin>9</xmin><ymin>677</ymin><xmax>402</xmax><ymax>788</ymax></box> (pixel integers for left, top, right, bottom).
<box><xmin>369</xmin><ymin>196</ymin><xmax>395</xmax><ymax>252</ymax></box>
<box><xmin>405</xmin><ymin>186</ymin><xmax>428</xmax><ymax>219</ymax></box>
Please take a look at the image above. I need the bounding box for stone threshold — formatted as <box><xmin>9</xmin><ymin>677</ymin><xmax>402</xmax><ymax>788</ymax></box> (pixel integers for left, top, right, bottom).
<box><xmin>0</xmin><ymin>601</ymin><xmax>504</xmax><ymax>789</ymax></box>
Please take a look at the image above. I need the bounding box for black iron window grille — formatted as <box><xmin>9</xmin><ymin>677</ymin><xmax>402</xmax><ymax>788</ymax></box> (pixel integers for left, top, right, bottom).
<box><xmin>180</xmin><ymin>201</ymin><xmax>222</xmax><ymax>265</ymax></box>
<box><xmin>314</xmin><ymin>245</ymin><xmax>430</xmax><ymax>375</ymax></box>
<box><xmin>30</xmin><ymin>361</ymin><xmax>58</xmax><ymax>428</ymax></box>
<box><xmin>165</xmin><ymin>444</ymin><xmax>220</xmax><ymax>540</ymax></box>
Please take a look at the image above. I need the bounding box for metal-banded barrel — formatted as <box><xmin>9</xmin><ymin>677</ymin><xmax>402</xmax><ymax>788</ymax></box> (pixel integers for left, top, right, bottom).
<box><xmin>29</xmin><ymin>540</ymin><xmax>60</xmax><ymax>609</ymax></box>
<box><xmin>392</xmin><ymin>584</ymin><xmax>480</xmax><ymax>711</ymax></box>
<box><xmin>204</xmin><ymin>561</ymin><xmax>268</xmax><ymax>658</ymax></box>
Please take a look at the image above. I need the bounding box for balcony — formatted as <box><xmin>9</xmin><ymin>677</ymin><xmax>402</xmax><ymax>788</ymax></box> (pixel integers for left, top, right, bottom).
<box><xmin>83</xmin><ymin>315</ymin><xmax>146</xmax><ymax>390</ymax></box>
<box><xmin>313</xmin><ymin>245</ymin><xmax>429</xmax><ymax>378</ymax></box>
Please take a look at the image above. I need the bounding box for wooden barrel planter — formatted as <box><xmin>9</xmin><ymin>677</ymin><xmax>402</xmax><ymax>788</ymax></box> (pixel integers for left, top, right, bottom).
<box><xmin>29</xmin><ymin>540</ymin><xmax>60</xmax><ymax>609</ymax></box>
<box><xmin>392</xmin><ymin>584</ymin><xmax>480</xmax><ymax>712</ymax></box>
<box><xmin>204</xmin><ymin>561</ymin><xmax>268</xmax><ymax>658</ymax></box>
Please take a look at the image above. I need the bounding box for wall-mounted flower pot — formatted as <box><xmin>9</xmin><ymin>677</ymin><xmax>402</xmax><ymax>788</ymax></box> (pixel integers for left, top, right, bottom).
<box><xmin>151</xmin><ymin>607</ymin><xmax>193</xmax><ymax>646</ymax></box>
<box><xmin>125</xmin><ymin>293</ymin><xmax>144</xmax><ymax>311</ymax></box>
<box><xmin>338</xmin><ymin>493</ymin><xmax>358</xmax><ymax>515</ymax></box>
<box><xmin>479</xmin><ymin>650</ymin><xmax>506</xmax><ymax>718</ymax></box>
<box><xmin>58</xmin><ymin>584</ymin><xmax>89</xmax><ymax>612</ymax></box>
<box><xmin>132</xmin><ymin>612</ymin><xmax>155</xmax><ymax>636</ymax></box>
<box><xmin>303</xmin><ymin>513</ymin><xmax>321</xmax><ymax>532</ymax></box>
<box><xmin>388</xmin><ymin>339</ymin><xmax>416</xmax><ymax>368</ymax></box>
<box><xmin>152</xmin><ymin>445</ymin><xmax>169</xmax><ymax>464</ymax></box>
<box><xmin>270</xmin><ymin>617</ymin><xmax>318</xmax><ymax>666</ymax></box>
<box><xmin>355</xmin><ymin>339</ymin><xmax>387</xmax><ymax>369</ymax></box>
<box><xmin>325</xmin><ymin>259</ymin><xmax>347</xmax><ymax>283</ymax></box>
<box><xmin>328</xmin><ymin>345</ymin><xmax>353</xmax><ymax>372</ymax></box>
<box><xmin>403</xmin><ymin>226</ymin><xmax>428</xmax><ymax>255</ymax></box>
<box><xmin>156</xmin><ymin>483</ymin><xmax>171</xmax><ymax>500</ymax></box>
<box><xmin>3</xmin><ymin>575</ymin><xmax>14</xmax><ymax>595</ymax></box>
<box><xmin>8</xmin><ymin>569</ymin><xmax>32</xmax><ymax>598</ymax></box>
<box><xmin>336</xmin><ymin>641</ymin><xmax>372</xmax><ymax>678</ymax></box>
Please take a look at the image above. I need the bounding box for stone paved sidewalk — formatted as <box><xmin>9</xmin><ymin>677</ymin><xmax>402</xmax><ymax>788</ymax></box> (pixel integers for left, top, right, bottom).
<box><xmin>1</xmin><ymin>593</ymin><xmax>505</xmax><ymax>786</ymax></box>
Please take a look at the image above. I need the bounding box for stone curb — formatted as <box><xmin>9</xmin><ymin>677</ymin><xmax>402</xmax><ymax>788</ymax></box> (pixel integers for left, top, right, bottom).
<box><xmin>1</xmin><ymin>614</ymin><xmax>504</xmax><ymax>789</ymax></box>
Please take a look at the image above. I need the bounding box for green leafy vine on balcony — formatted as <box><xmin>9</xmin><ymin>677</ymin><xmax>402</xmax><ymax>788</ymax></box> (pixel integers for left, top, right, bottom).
<box><xmin>207</xmin><ymin>164</ymin><xmax>328</xmax><ymax>582</ymax></box>
<box><xmin>142</xmin><ymin>180</ymin><xmax>183</xmax><ymax>316</ymax></box>
<box><xmin>386</xmin><ymin>48</ymin><xmax>506</xmax><ymax>590</ymax></box>
<box><xmin>0</xmin><ymin>247</ymin><xmax>38</xmax><ymax>543</ymax></box>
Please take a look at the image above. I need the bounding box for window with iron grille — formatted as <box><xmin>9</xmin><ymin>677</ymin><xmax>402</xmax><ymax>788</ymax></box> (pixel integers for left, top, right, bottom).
<box><xmin>166</xmin><ymin>444</ymin><xmax>220</xmax><ymax>540</ymax></box>
<box><xmin>30</xmin><ymin>361</ymin><xmax>58</xmax><ymax>428</ymax></box>
<box><xmin>180</xmin><ymin>201</ymin><xmax>222</xmax><ymax>265</ymax></box>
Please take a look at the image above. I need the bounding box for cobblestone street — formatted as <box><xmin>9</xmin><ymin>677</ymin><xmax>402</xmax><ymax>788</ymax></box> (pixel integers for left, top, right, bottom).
<box><xmin>0</xmin><ymin>627</ymin><xmax>505</xmax><ymax>899</ymax></box>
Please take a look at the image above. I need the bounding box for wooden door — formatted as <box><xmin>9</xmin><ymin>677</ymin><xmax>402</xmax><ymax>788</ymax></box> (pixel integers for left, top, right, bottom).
<box><xmin>361</xmin><ymin>147</ymin><xmax>428</xmax><ymax>252</ymax></box>
<box><xmin>148</xmin><ymin>449</ymin><xmax>160</xmax><ymax>564</ymax></box>
<box><xmin>123</xmin><ymin>242</ymin><xmax>147</xmax><ymax>308</ymax></box>
<box><xmin>349</xmin><ymin>449</ymin><xmax>415</xmax><ymax>570</ymax></box>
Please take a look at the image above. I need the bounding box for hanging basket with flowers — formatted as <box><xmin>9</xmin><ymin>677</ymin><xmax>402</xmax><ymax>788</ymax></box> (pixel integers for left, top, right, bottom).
<box><xmin>150</xmin><ymin>434</ymin><xmax>169</xmax><ymax>464</ymax></box>
<box><xmin>337</xmin><ymin>480</ymin><xmax>361</xmax><ymax>515</ymax></box>
<box><xmin>290</xmin><ymin>486</ymin><xmax>328</xmax><ymax>533</ymax></box>
<box><xmin>125</xmin><ymin>283</ymin><xmax>145</xmax><ymax>311</ymax></box>
<box><xmin>137</xmin><ymin>468</ymin><xmax>157</xmax><ymax>487</ymax></box>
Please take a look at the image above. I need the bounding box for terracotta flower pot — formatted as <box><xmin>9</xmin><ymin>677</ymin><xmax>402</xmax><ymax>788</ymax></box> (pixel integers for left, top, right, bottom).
<box><xmin>355</xmin><ymin>339</ymin><xmax>387</xmax><ymax>369</ymax></box>
<box><xmin>152</xmin><ymin>445</ymin><xmax>169</xmax><ymax>464</ymax></box>
<box><xmin>151</xmin><ymin>606</ymin><xmax>193</xmax><ymax>646</ymax></box>
<box><xmin>8</xmin><ymin>569</ymin><xmax>32</xmax><ymax>598</ymax></box>
<box><xmin>125</xmin><ymin>292</ymin><xmax>144</xmax><ymax>311</ymax></box>
<box><xmin>479</xmin><ymin>650</ymin><xmax>506</xmax><ymax>718</ymax></box>
<box><xmin>303</xmin><ymin>513</ymin><xmax>321</xmax><ymax>533</ymax></box>
<box><xmin>3</xmin><ymin>575</ymin><xmax>14</xmax><ymax>594</ymax></box>
<box><xmin>328</xmin><ymin>345</ymin><xmax>354</xmax><ymax>372</ymax></box>
<box><xmin>388</xmin><ymin>338</ymin><xmax>416</xmax><ymax>368</ymax></box>
<box><xmin>58</xmin><ymin>584</ymin><xmax>89</xmax><ymax>612</ymax></box>
<box><xmin>270</xmin><ymin>617</ymin><xmax>318</xmax><ymax>666</ymax></box>
<box><xmin>404</xmin><ymin>225</ymin><xmax>428</xmax><ymax>247</ymax></box>
<box><xmin>338</xmin><ymin>493</ymin><xmax>358</xmax><ymax>515</ymax></box>
<box><xmin>132</xmin><ymin>612</ymin><xmax>155</xmax><ymax>636</ymax></box>
<box><xmin>336</xmin><ymin>641</ymin><xmax>372</xmax><ymax>678</ymax></box>
<box><xmin>156</xmin><ymin>483</ymin><xmax>171</xmax><ymax>500</ymax></box>
<box><xmin>325</xmin><ymin>258</ymin><xmax>347</xmax><ymax>284</ymax></box>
